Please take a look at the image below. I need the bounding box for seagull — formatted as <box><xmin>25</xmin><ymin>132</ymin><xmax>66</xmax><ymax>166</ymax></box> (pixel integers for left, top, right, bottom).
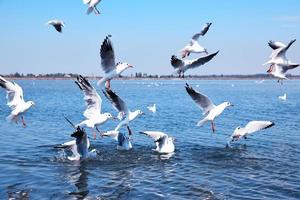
<box><xmin>103</xmin><ymin>88</ymin><xmax>144</xmax><ymax>135</ymax></box>
<box><xmin>264</xmin><ymin>39</ymin><xmax>297</xmax><ymax>66</ymax></box>
<box><xmin>46</xmin><ymin>19</ymin><xmax>65</xmax><ymax>33</ymax></box>
<box><xmin>278</xmin><ymin>93</ymin><xmax>287</xmax><ymax>101</ymax></box>
<box><xmin>139</xmin><ymin>131</ymin><xmax>175</xmax><ymax>153</ymax></box>
<box><xmin>185</xmin><ymin>83</ymin><xmax>233</xmax><ymax>133</ymax></box>
<box><xmin>180</xmin><ymin>23</ymin><xmax>212</xmax><ymax>58</ymax></box>
<box><xmin>101</xmin><ymin>130</ymin><xmax>132</xmax><ymax>150</ymax></box>
<box><xmin>230</xmin><ymin>121</ymin><xmax>275</xmax><ymax>142</ymax></box>
<box><xmin>267</xmin><ymin>63</ymin><xmax>299</xmax><ymax>84</ymax></box>
<box><xmin>83</xmin><ymin>0</ymin><xmax>101</xmax><ymax>15</ymax></box>
<box><xmin>268</xmin><ymin>40</ymin><xmax>286</xmax><ymax>50</ymax></box>
<box><xmin>55</xmin><ymin>127</ymin><xmax>97</xmax><ymax>161</ymax></box>
<box><xmin>171</xmin><ymin>51</ymin><xmax>219</xmax><ymax>78</ymax></box>
<box><xmin>0</xmin><ymin>76</ymin><xmax>35</xmax><ymax>127</ymax></box>
<box><xmin>147</xmin><ymin>104</ymin><xmax>156</xmax><ymax>113</ymax></box>
<box><xmin>75</xmin><ymin>75</ymin><xmax>114</xmax><ymax>139</ymax></box>
<box><xmin>98</xmin><ymin>35</ymin><xmax>133</xmax><ymax>89</ymax></box>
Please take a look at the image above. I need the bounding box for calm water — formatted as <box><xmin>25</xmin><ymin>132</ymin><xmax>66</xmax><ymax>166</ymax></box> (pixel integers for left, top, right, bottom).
<box><xmin>0</xmin><ymin>80</ymin><xmax>300</xmax><ymax>199</ymax></box>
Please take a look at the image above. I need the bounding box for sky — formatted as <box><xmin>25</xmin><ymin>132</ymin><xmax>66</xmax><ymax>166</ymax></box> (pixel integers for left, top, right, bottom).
<box><xmin>0</xmin><ymin>0</ymin><xmax>300</xmax><ymax>76</ymax></box>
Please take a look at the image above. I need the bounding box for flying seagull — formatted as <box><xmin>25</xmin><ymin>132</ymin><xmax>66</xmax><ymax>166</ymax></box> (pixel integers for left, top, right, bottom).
<box><xmin>180</xmin><ymin>23</ymin><xmax>212</xmax><ymax>58</ymax></box>
<box><xmin>98</xmin><ymin>35</ymin><xmax>133</xmax><ymax>89</ymax></box>
<box><xmin>83</xmin><ymin>0</ymin><xmax>101</xmax><ymax>15</ymax></box>
<box><xmin>0</xmin><ymin>76</ymin><xmax>35</xmax><ymax>127</ymax></box>
<box><xmin>46</xmin><ymin>19</ymin><xmax>65</xmax><ymax>33</ymax></box>
<box><xmin>75</xmin><ymin>75</ymin><xmax>114</xmax><ymax>139</ymax></box>
<box><xmin>102</xmin><ymin>130</ymin><xmax>132</xmax><ymax>150</ymax></box>
<box><xmin>267</xmin><ymin>63</ymin><xmax>299</xmax><ymax>84</ymax></box>
<box><xmin>230</xmin><ymin>121</ymin><xmax>275</xmax><ymax>142</ymax></box>
<box><xmin>103</xmin><ymin>88</ymin><xmax>144</xmax><ymax>135</ymax></box>
<box><xmin>171</xmin><ymin>51</ymin><xmax>219</xmax><ymax>78</ymax></box>
<box><xmin>264</xmin><ymin>39</ymin><xmax>297</xmax><ymax>66</ymax></box>
<box><xmin>185</xmin><ymin>83</ymin><xmax>233</xmax><ymax>133</ymax></box>
<box><xmin>147</xmin><ymin>104</ymin><xmax>156</xmax><ymax>113</ymax></box>
<box><xmin>139</xmin><ymin>131</ymin><xmax>175</xmax><ymax>153</ymax></box>
<box><xmin>56</xmin><ymin>126</ymin><xmax>97</xmax><ymax>161</ymax></box>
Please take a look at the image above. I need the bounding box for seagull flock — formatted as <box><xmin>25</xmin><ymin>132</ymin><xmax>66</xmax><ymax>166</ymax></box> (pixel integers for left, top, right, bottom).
<box><xmin>1</xmin><ymin>1</ymin><xmax>298</xmax><ymax>161</ymax></box>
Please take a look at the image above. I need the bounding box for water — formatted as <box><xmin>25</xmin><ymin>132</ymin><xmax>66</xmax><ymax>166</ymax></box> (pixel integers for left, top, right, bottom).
<box><xmin>0</xmin><ymin>79</ymin><xmax>300</xmax><ymax>199</ymax></box>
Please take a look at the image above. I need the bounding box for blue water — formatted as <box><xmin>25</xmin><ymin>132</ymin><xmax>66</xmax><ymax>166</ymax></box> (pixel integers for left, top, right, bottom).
<box><xmin>0</xmin><ymin>80</ymin><xmax>300</xmax><ymax>199</ymax></box>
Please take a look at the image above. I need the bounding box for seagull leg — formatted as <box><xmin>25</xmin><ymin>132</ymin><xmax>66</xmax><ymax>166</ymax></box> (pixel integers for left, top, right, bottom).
<box><xmin>182</xmin><ymin>73</ymin><xmax>185</xmax><ymax>78</ymax></box>
<box><xmin>127</xmin><ymin>126</ymin><xmax>132</xmax><ymax>135</ymax></box>
<box><xmin>21</xmin><ymin>116</ymin><xmax>26</xmax><ymax>128</ymax></box>
<box><xmin>211</xmin><ymin>121</ymin><xmax>215</xmax><ymax>133</ymax></box>
<box><xmin>12</xmin><ymin>115</ymin><xmax>18</xmax><ymax>124</ymax></box>
<box><xmin>105</xmin><ymin>79</ymin><xmax>111</xmax><ymax>90</ymax></box>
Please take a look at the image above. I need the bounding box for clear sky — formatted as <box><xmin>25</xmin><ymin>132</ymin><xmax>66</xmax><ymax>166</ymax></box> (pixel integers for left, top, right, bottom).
<box><xmin>0</xmin><ymin>0</ymin><xmax>300</xmax><ymax>76</ymax></box>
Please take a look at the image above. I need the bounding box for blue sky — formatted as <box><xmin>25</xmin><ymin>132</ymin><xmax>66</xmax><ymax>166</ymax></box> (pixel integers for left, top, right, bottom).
<box><xmin>0</xmin><ymin>0</ymin><xmax>299</xmax><ymax>76</ymax></box>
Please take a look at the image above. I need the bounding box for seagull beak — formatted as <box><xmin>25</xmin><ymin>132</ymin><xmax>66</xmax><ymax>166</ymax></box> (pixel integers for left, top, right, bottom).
<box><xmin>128</xmin><ymin>64</ymin><xmax>134</xmax><ymax>68</ymax></box>
<box><xmin>230</xmin><ymin>104</ymin><xmax>234</xmax><ymax>107</ymax></box>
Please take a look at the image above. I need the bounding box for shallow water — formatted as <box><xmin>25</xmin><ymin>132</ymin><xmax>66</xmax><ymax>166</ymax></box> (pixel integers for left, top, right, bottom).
<box><xmin>0</xmin><ymin>79</ymin><xmax>300</xmax><ymax>199</ymax></box>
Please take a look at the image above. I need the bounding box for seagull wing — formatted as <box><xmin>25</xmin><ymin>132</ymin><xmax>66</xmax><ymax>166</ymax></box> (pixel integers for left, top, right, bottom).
<box><xmin>244</xmin><ymin>121</ymin><xmax>274</xmax><ymax>135</ymax></box>
<box><xmin>268</xmin><ymin>40</ymin><xmax>286</xmax><ymax>50</ymax></box>
<box><xmin>272</xmin><ymin>39</ymin><xmax>296</xmax><ymax>60</ymax></box>
<box><xmin>103</xmin><ymin>88</ymin><xmax>129</xmax><ymax>114</ymax></box>
<box><xmin>0</xmin><ymin>76</ymin><xmax>25</xmax><ymax>109</ymax></box>
<box><xmin>100</xmin><ymin>35</ymin><xmax>116</xmax><ymax>73</ymax></box>
<box><xmin>53</xmin><ymin>24</ymin><xmax>62</xmax><ymax>33</ymax></box>
<box><xmin>185</xmin><ymin>83</ymin><xmax>215</xmax><ymax>114</ymax></box>
<box><xmin>75</xmin><ymin>75</ymin><xmax>102</xmax><ymax>119</ymax></box>
<box><xmin>280</xmin><ymin>64</ymin><xmax>300</xmax><ymax>73</ymax></box>
<box><xmin>192</xmin><ymin>23</ymin><xmax>212</xmax><ymax>40</ymax></box>
<box><xmin>139</xmin><ymin>131</ymin><xmax>167</xmax><ymax>141</ymax></box>
<box><xmin>186</xmin><ymin>51</ymin><xmax>219</xmax><ymax>70</ymax></box>
<box><xmin>171</xmin><ymin>55</ymin><xmax>184</xmax><ymax>69</ymax></box>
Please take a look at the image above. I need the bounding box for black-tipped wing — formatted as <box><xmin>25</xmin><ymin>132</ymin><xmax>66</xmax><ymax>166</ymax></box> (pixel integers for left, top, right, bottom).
<box><xmin>188</xmin><ymin>51</ymin><xmax>219</xmax><ymax>69</ymax></box>
<box><xmin>268</xmin><ymin>40</ymin><xmax>285</xmax><ymax>50</ymax></box>
<box><xmin>75</xmin><ymin>75</ymin><xmax>102</xmax><ymax>119</ymax></box>
<box><xmin>244</xmin><ymin>121</ymin><xmax>275</xmax><ymax>135</ymax></box>
<box><xmin>0</xmin><ymin>76</ymin><xmax>24</xmax><ymax>109</ymax></box>
<box><xmin>103</xmin><ymin>88</ymin><xmax>128</xmax><ymax>114</ymax></box>
<box><xmin>171</xmin><ymin>55</ymin><xmax>184</xmax><ymax>69</ymax></box>
<box><xmin>100</xmin><ymin>35</ymin><xmax>116</xmax><ymax>73</ymax></box>
<box><xmin>185</xmin><ymin>83</ymin><xmax>215</xmax><ymax>114</ymax></box>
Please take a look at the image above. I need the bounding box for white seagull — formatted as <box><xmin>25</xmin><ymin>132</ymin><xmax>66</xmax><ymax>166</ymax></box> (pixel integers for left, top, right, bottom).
<box><xmin>264</xmin><ymin>39</ymin><xmax>297</xmax><ymax>66</ymax></box>
<box><xmin>180</xmin><ymin>23</ymin><xmax>212</xmax><ymax>58</ymax></box>
<box><xmin>75</xmin><ymin>75</ymin><xmax>114</xmax><ymax>139</ymax></box>
<box><xmin>185</xmin><ymin>83</ymin><xmax>233</xmax><ymax>133</ymax></box>
<box><xmin>267</xmin><ymin>63</ymin><xmax>299</xmax><ymax>84</ymax></box>
<box><xmin>230</xmin><ymin>121</ymin><xmax>275</xmax><ymax>142</ymax></box>
<box><xmin>102</xmin><ymin>130</ymin><xmax>132</xmax><ymax>150</ymax></box>
<box><xmin>171</xmin><ymin>51</ymin><xmax>219</xmax><ymax>78</ymax></box>
<box><xmin>147</xmin><ymin>104</ymin><xmax>156</xmax><ymax>113</ymax></box>
<box><xmin>103</xmin><ymin>88</ymin><xmax>144</xmax><ymax>135</ymax></box>
<box><xmin>83</xmin><ymin>0</ymin><xmax>101</xmax><ymax>15</ymax></box>
<box><xmin>139</xmin><ymin>131</ymin><xmax>175</xmax><ymax>153</ymax></box>
<box><xmin>0</xmin><ymin>76</ymin><xmax>35</xmax><ymax>127</ymax></box>
<box><xmin>46</xmin><ymin>19</ymin><xmax>65</xmax><ymax>33</ymax></box>
<box><xmin>56</xmin><ymin>127</ymin><xmax>97</xmax><ymax>161</ymax></box>
<box><xmin>98</xmin><ymin>35</ymin><xmax>133</xmax><ymax>89</ymax></box>
<box><xmin>278</xmin><ymin>93</ymin><xmax>287</xmax><ymax>101</ymax></box>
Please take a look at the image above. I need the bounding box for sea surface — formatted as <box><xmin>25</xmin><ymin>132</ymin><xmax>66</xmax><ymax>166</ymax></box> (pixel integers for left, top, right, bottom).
<box><xmin>0</xmin><ymin>79</ymin><xmax>300</xmax><ymax>200</ymax></box>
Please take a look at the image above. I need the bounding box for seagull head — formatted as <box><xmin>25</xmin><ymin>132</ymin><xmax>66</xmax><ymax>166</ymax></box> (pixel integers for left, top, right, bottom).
<box><xmin>71</xmin><ymin>127</ymin><xmax>85</xmax><ymax>139</ymax></box>
<box><xmin>27</xmin><ymin>101</ymin><xmax>35</xmax><ymax>108</ymax></box>
<box><xmin>137</xmin><ymin>110</ymin><xmax>145</xmax><ymax>116</ymax></box>
<box><xmin>116</xmin><ymin>62</ymin><xmax>134</xmax><ymax>72</ymax></box>
<box><xmin>225</xmin><ymin>101</ymin><xmax>234</xmax><ymax>107</ymax></box>
<box><xmin>103</xmin><ymin>112</ymin><xmax>114</xmax><ymax>120</ymax></box>
<box><xmin>231</xmin><ymin>127</ymin><xmax>242</xmax><ymax>142</ymax></box>
<box><xmin>169</xmin><ymin>137</ymin><xmax>176</xmax><ymax>143</ymax></box>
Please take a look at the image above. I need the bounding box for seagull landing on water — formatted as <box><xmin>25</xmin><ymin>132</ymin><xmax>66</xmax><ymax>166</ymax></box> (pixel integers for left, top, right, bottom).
<box><xmin>171</xmin><ymin>51</ymin><xmax>219</xmax><ymax>78</ymax></box>
<box><xmin>83</xmin><ymin>0</ymin><xmax>101</xmax><ymax>15</ymax></box>
<box><xmin>102</xmin><ymin>130</ymin><xmax>132</xmax><ymax>150</ymax></box>
<box><xmin>185</xmin><ymin>83</ymin><xmax>233</xmax><ymax>133</ymax></box>
<box><xmin>230</xmin><ymin>121</ymin><xmax>275</xmax><ymax>143</ymax></box>
<box><xmin>103</xmin><ymin>88</ymin><xmax>144</xmax><ymax>136</ymax></box>
<box><xmin>0</xmin><ymin>76</ymin><xmax>35</xmax><ymax>127</ymax></box>
<box><xmin>46</xmin><ymin>19</ymin><xmax>65</xmax><ymax>33</ymax></box>
<box><xmin>139</xmin><ymin>131</ymin><xmax>175</xmax><ymax>153</ymax></box>
<box><xmin>98</xmin><ymin>35</ymin><xmax>133</xmax><ymax>89</ymax></box>
<box><xmin>180</xmin><ymin>23</ymin><xmax>212</xmax><ymax>58</ymax></box>
<box><xmin>278</xmin><ymin>93</ymin><xmax>287</xmax><ymax>101</ymax></box>
<box><xmin>147</xmin><ymin>104</ymin><xmax>156</xmax><ymax>113</ymax></box>
<box><xmin>55</xmin><ymin>127</ymin><xmax>97</xmax><ymax>161</ymax></box>
<box><xmin>75</xmin><ymin>75</ymin><xmax>114</xmax><ymax>139</ymax></box>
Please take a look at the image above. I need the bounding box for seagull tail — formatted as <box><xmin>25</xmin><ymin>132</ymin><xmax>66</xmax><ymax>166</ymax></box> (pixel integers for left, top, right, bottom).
<box><xmin>97</xmin><ymin>77</ymin><xmax>106</xmax><ymax>86</ymax></box>
<box><xmin>6</xmin><ymin>114</ymin><xmax>16</xmax><ymax>122</ymax></box>
<box><xmin>197</xmin><ymin>118</ymin><xmax>208</xmax><ymax>127</ymax></box>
